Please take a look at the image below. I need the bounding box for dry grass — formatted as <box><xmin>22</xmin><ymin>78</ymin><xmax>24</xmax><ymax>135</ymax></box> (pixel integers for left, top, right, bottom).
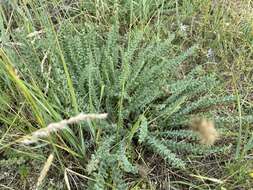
<box><xmin>20</xmin><ymin>113</ymin><xmax>108</xmax><ymax>144</ymax></box>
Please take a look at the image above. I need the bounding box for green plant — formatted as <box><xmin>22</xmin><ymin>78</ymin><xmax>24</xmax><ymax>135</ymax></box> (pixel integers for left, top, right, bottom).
<box><xmin>1</xmin><ymin>1</ymin><xmax>252</xmax><ymax>189</ymax></box>
<box><xmin>1</xmin><ymin>20</ymin><xmax>236</xmax><ymax>188</ymax></box>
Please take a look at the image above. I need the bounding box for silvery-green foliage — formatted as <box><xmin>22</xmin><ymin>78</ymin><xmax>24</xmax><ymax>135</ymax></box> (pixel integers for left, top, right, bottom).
<box><xmin>4</xmin><ymin>22</ymin><xmax>237</xmax><ymax>188</ymax></box>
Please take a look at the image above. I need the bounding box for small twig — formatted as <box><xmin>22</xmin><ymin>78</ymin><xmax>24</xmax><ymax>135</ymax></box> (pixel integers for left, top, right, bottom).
<box><xmin>36</xmin><ymin>153</ymin><xmax>54</xmax><ymax>190</ymax></box>
<box><xmin>190</xmin><ymin>174</ymin><xmax>224</xmax><ymax>184</ymax></box>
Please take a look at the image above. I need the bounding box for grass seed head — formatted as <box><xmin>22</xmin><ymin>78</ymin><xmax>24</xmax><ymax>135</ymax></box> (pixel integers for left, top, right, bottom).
<box><xmin>191</xmin><ymin>117</ymin><xmax>219</xmax><ymax>146</ymax></box>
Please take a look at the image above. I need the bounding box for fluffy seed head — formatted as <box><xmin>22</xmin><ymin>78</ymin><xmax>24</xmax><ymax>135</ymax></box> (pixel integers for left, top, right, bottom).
<box><xmin>191</xmin><ymin>118</ymin><xmax>219</xmax><ymax>146</ymax></box>
<box><xmin>20</xmin><ymin>113</ymin><xmax>108</xmax><ymax>145</ymax></box>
